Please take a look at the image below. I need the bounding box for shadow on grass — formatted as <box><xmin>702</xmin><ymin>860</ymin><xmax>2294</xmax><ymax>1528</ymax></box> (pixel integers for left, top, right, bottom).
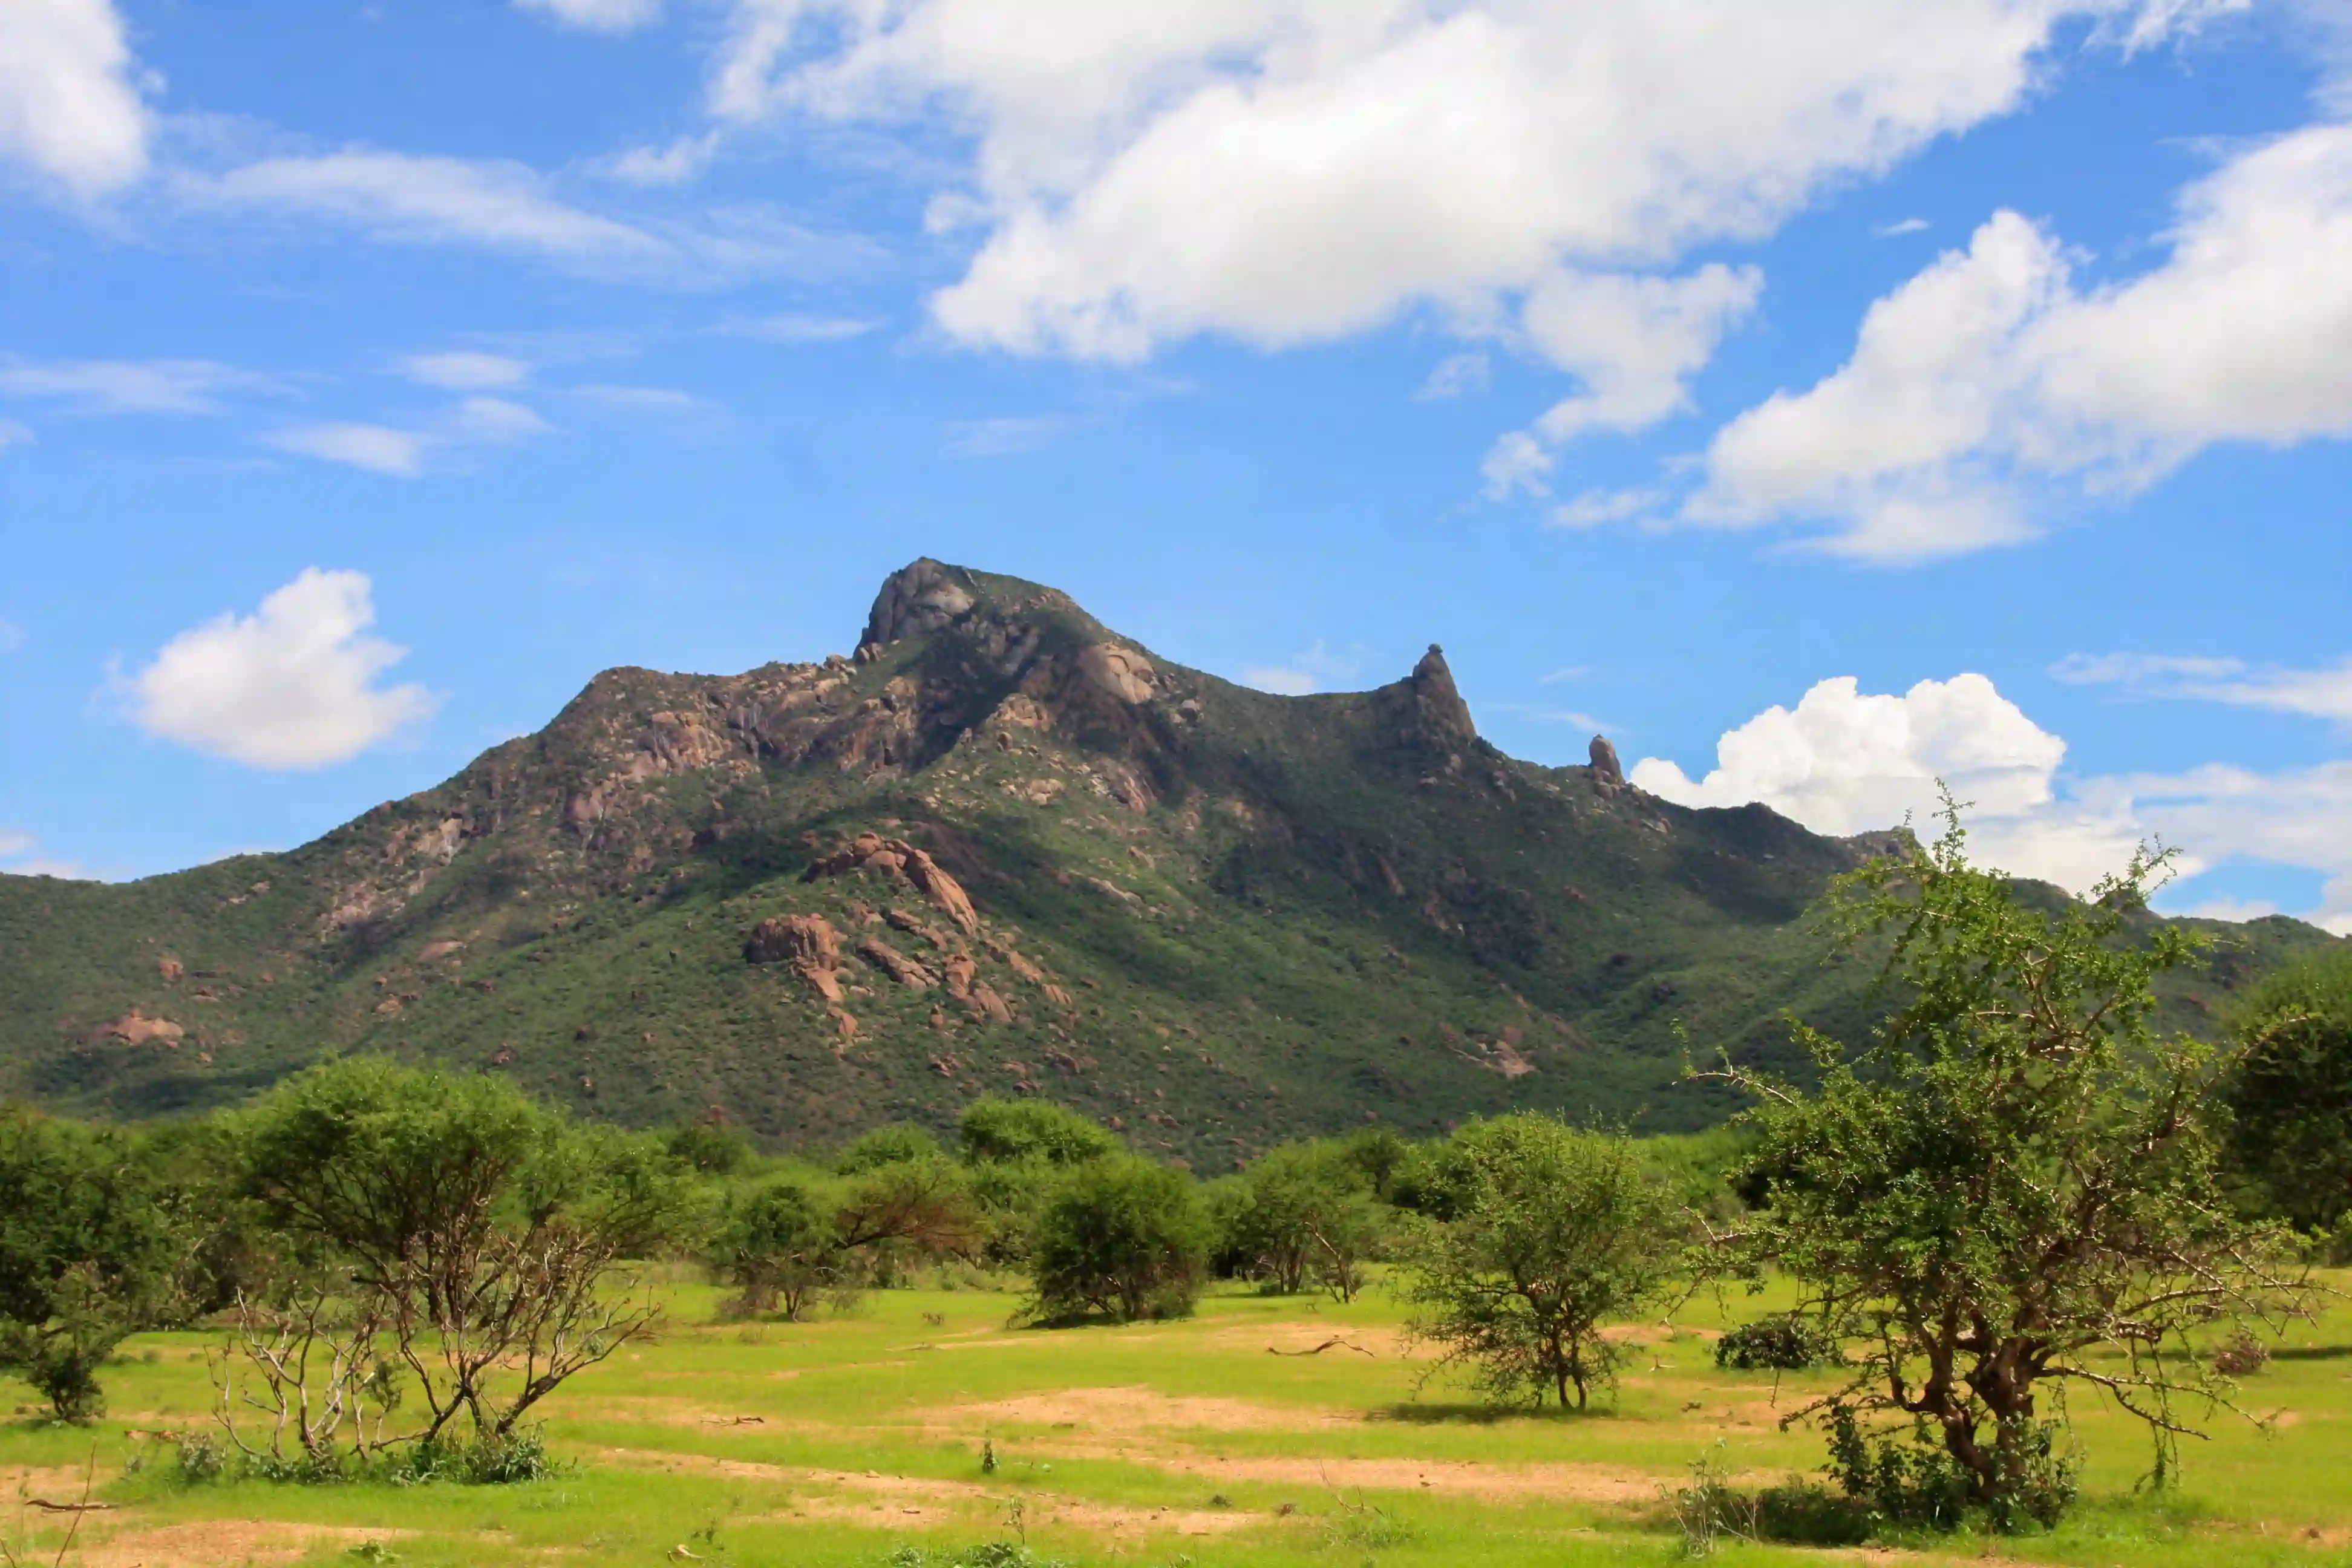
<box><xmin>1370</xmin><ymin>1402</ymin><xmax>1615</xmax><ymax>1425</ymax></box>
<box><xmin>2269</xmin><ymin>1344</ymin><xmax>2352</xmax><ymax>1362</ymax></box>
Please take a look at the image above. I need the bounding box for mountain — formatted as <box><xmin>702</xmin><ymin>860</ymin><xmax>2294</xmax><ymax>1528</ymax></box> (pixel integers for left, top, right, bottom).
<box><xmin>1</xmin><ymin>560</ymin><xmax>2336</xmax><ymax>1164</ymax></box>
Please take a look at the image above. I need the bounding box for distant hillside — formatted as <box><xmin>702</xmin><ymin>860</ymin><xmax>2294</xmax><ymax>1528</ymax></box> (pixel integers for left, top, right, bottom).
<box><xmin>1</xmin><ymin>560</ymin><xmax>2334</xmax><ymax>1166</ymax></box>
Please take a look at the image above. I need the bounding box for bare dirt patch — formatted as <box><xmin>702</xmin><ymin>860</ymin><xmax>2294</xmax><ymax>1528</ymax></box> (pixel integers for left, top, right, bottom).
<box><xmin>1138</xmin><ymin>1451</ymin><xmax>1660</xmax><ymax>1503</ymax></box>
<box><xmin>1207</xmin><ymin>1324</ymin><xmax>1422</xmax><ymax>1359</ymax></box>
<box><xmin>946</xmin><ymin>1385</ymin><xmax>1347</xmax><ymax>1434</ymax></box>
<box><xmin>1</xmin><ymin>1465</ymin><xmax>99</xmax><ymax>1503</ymax></box>
<box><xmin>80</xmin><ymin>1521</ymin><xmax>411</xmax><ymax>1568</ymax></box>
<box><xmin>597</xmin><ymin>1445</ymin><xmax>800</xmax><ymax>1484</ymax></box>
<box><xmin>735</xmin><ymin>1465</ymin><xmax>1256</xmax><ymax>1542</ymax></box>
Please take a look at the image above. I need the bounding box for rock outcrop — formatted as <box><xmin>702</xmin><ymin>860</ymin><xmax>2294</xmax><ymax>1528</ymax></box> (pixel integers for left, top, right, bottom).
<box><xmin>863</xmin><ymin>558</ymin><xmax>977</xmax><ymax>648</ymax></box>
<box><xmin>1589</xmin><ymin>735</ymin><xmax>1625</xmax><ymax>789</ymax></box>
<box><xmin>97</xmin><ymin>1010</ymin><xmax>185</xmax><ymax>1047</ymax></box>
<box><xmin>745</xmin><ymin>912</ymin><xmax>846</xmax><ymax>1001</ymax></box>
<box><xmin>802</xmin><ymin>831</ymin><xmax>979</xmax><ymax>933</ymax></box>
<box><xmin>1076</xmin><ymin>642</ymin><xmax>1158</xmax><ymax>705</ymax></box>
<box><xmin>857</xmin><ymin>938</ymin><xmax>937</xmax><ymax>990</ymax></box>
<box><xmin>1410</xmin><ymin>645</ymin><xmax>1477</xmax><ymax>751</ymax></box>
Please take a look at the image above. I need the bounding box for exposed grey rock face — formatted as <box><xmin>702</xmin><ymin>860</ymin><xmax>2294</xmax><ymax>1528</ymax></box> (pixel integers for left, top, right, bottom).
<box><xmin>1411</xmin><ymin>645</ymin><xmax>1478</xmax><ymax>750</ymax></box>
<box><xmin>864</xmin><ymin>558</ymin><xmax>977</xmax><ymax>647</ymax></box>
<box><xmin>1589</xmin><ymin>735</ymin><xmax>1625</xmax><ymax>788</ymax></box>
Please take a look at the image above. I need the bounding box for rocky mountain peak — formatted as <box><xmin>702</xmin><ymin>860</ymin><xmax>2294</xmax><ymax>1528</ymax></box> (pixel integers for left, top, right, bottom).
<box><xmin>862</xmin><ymin>558</ymin><xmax>978</xmax><ymax>650</ymax></box>
<box><xmin>1410</xmin><ymin>644</ymin><xmax>1477</xmax><ymax>750</ymax></box>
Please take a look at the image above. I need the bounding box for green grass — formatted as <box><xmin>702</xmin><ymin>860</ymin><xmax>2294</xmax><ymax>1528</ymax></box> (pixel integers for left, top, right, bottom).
<box><xmin>7</xmin><ymin>1273</ymin><xmax>2350</xmax><ymax>1567</ymax></box>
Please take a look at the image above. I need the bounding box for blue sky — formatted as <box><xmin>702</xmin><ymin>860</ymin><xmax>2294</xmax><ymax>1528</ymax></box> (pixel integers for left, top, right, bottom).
<box><xmin>2</xmin><ymin>0</ymin><xmax>2349</xmax><ymax>932</ymax></box>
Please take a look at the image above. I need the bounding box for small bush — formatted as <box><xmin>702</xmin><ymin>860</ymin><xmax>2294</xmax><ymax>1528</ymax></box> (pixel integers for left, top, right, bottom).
<box><xmin>1667</xmin><ymin>1452</ymin><xmax>1753</xmax><ymax>1557</ymax></box>
<box><xmin>1324</xmin><ymin>1494</ymin><xmax>1414</xmax><ymax>1551</ymax></box>
<box><xmin>175</xmin><ymin>1431</ymin><xmax>227</xmax><ymax>1484</ymax></box>
<box><xmin>2211</xmin><ymin>1331</ymin><xmax>2272</xmax><ymax>1377</ymax></box>
<box><xmin>456</xmin><ymin>1427</ymin><xmax>562</xmax><ymax>1485</ymax></box>
<box><xmin>887</xmin><ymin>1546</ymin><xmax>1071</xmax><ymax>1568</ymax></box>
<box><xmin>1715</xmin><ymin>1313</ymin><xmax>1841</xmax><ymax>1371</ymax></box>
<box><xmin>1751</xmin><ymin>1482</ymin><xmax>1873</xmax><ymax>1547</ymax></box>
<box><xmin>1826</xmin><ymin>1405</ymin><xmax>2077</xmax><ymax>1534</ymax></box>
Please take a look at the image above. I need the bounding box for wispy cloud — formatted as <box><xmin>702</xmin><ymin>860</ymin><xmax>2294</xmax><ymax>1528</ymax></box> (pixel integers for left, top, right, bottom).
<box><xmin>0</xmin><ymin>419</ymin><xmax>30</xmax><ymax>454</ymax></box>
<box><xmin>0</xmin><ymin>618</ymin><xmax>24</xmax><ymax>654</ymax></box>
<box><xmin>941</xmin><ymin>413</ymin><xmax>1089</xmax><ymax>459</ymax></box>
<box><xmin>567</xmin><ymin>384</ymin><xmax>713</xmax><ymax>417</ymax></box>
<box><xmin>1549</xmin><ymin>487</ymin><xmax>1666</xmax><ymax>531</ymax></box>
<box><xmin>603</xmin><ymin>131</ymin><xmax>719</xmax><ymax>186</ymax></box>
<box><xmin>264</xmin><ymin>395</ymin><xmax>555</xmax><ymax>478</ymax></box>
<box><xmin>1488</xmin><ymin>701</ymin><xmax>1613</xmax><ymax>731</ymax></box>
<box><xmin>724</xmin><ymin>312</ymin><xmax>882</xmax><ymax>344</ymax></box>
<box><xmin>1239</xmin><ymin>641</ymin><xmax>1371</xmax><ymax>697</ymax></box>
<box><xmin>1875</xmin><ymin>216</ymin><xmax>1932</xmax><ymax>237</ymax></box>
<box><xmin>0</xmin><ymin>829</ymin><xmax>90</xmax><ymax>881</ymax></box>
<box><xmin>175</xmin><ymin>151</ymin><xmax>883</xmax><ymax>286</ymax></box>
<box><xmin>402</xmin><ymin>351</ymin><xmax>530</xmax><ymax>391</ymax></box>
<box><xmin>1415</xmin><ymin>351</ymin><xmax>1490</xmax><ymax>401</ymax></box>
<box><xmin>2052</xmin><ymin>651</ymin><xmax>2352</xmax><ymax>724</ymax></box>
<box><xmin>514</xmin><ymin>0</ymin><xmax>662</xmax><ymax>33</ymax></box>
<box><xmin>1536</xmin><ymin>665</ymin><xmax>1589</xmax><ymax>685</ymax></box>
<box><xmin>265</xmin><ymin>422</ymin><xmax>426</xmax><ymax>478</ymax></box>
<box><xmin>0</xmin><ymin>356</ymin><xmax>279</xmax><ymax>416</ymax></box>
<box><xmin>181</xmin><ymin>151</ymin><xmax>667</xmax><ymax>264</ymax></box>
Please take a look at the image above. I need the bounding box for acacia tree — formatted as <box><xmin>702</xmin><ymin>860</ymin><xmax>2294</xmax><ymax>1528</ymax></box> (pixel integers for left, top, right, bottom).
<box><xmin>1711</xmin><ymin>805</ymin><xmax>2314</xmax><ymax>1527</ymax></box>
<box><xmin>0</xmin><ymin>1111</ymin><xmax>181</xmax><ymax>1419</ymax></box>
<box><xmin>1400</xmin><ymin>1116</ymin><xmax>1683</xmax><ymax>1409</ymax></box>
<box><xmin>2221</xmin><ymin>947</ymin><xmax>2352</xmax><ymax>1247</ymax></box>
<box><xmin>1218</xmin><ymin>1142</ymin><xmax>1387</xmax><ymax>1301</ymax></box>
<box><xmin>231</xmin><ymin>1060</ymin><xmax>687</xmax><ymax>1460</ymax></box>
<box><xmin>714</xmin><ymin>1160</ymin><xmax>979</xmax><ymax>1319</ymax></box>
<box><xmin>1027</xmin><ymin>1155</ymin><xmax>1209</xmax><ymax>1324</ymax></box>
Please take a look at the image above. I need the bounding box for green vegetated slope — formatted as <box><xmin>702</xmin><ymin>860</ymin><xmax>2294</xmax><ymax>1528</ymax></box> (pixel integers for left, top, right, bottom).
<box><xmin>0</xmin><ymin>560</ymin><xmax>2337</xmax><ymax>1162</ymax></box>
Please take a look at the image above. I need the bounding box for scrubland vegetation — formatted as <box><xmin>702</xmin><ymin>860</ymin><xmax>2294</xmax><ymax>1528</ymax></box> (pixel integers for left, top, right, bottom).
<box><xmin>3</xmin><ymin>814</ymin><xmax>2350</xmax><ymax>1566</ymax></box>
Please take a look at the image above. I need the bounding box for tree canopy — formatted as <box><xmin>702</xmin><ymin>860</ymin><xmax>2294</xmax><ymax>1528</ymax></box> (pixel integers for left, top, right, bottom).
<box><xmin>1712</xmin><ymin>807</ymin><xmax>2314</xmax><ymax>1527</ymax></box>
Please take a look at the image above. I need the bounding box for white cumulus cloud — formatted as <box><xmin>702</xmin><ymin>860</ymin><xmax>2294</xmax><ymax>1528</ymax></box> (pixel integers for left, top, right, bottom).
<box><xmin>1632</xmin><ymin>674</ymin><xmax>2069</xmax><ymax>840</ymax></box>
<box><xmin>1691</xmin><ymin>122</ymin><xmax>2352</xmax><ymax>559</ymax></box>
<box><xmin>120</xmin><ymin>568</ymin><xmax>440</xmax><ymax>769</ymax></box>
<box><xmin>0</xmin><ymin>0</ymin><xmax>149</xmax><ymax>197</ymax></box>
<box><xmin>1516</xmin><ymin>264</ymin><xmax>1764</xmax><ymax>439</ymax></box>
<box><xmin>708</xmin><ymin>0</ymin><xmax>2220</xmax><ymax>487</ymax></box>
<box><xmin>1631</xmin><ymin>671</ymin><xmax>2352</xmax><ymax>932</ymax></box>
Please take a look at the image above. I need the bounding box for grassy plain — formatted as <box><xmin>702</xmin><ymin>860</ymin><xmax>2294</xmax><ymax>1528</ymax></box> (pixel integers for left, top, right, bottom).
<box><xmin>5</xmin><ymin>1273</ymin><xmax>2350</xmax><ymax>1568</ymax></box>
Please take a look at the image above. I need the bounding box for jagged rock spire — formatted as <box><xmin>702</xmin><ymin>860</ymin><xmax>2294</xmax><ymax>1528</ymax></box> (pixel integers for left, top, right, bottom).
<box><xmin>1589</xmin><ymin>734</ymin><xmax>1625</xmax><ymax>788</ymax></box>
<box><xmin>1411</xmin><ymin>644</ymin><xmax>1477</xmax><ymax>750</ymax></box>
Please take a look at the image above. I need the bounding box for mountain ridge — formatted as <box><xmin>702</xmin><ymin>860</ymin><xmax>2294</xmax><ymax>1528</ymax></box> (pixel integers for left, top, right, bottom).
<box><xmin>1</xmin><ymin>559</ymin><xmax>2336</xmax><ymax>1161</ymax></box>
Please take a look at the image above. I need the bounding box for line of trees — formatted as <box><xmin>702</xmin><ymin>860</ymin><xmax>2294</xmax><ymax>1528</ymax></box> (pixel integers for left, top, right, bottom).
<box><xmin>1</xmin><ymin>805</ymin><xmax>2347</xmax><ymax>1529</ymax></box>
